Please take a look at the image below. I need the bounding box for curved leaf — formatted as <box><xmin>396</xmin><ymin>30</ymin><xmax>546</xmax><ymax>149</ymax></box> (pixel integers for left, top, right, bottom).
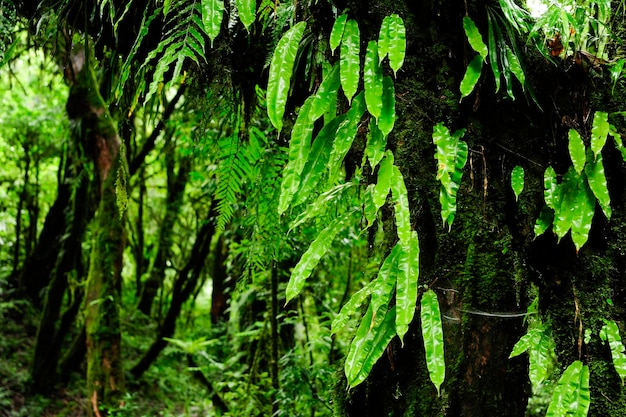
<box><xmin>600</xmin><ymin>320</ymin><xmax>626</xmax><ymax>384</ymax></box>
<box><xmin>201</xmin><ymin>0</ymin><xmax>224</xmax><ymax>47</ymax></box>
<box><xmin>487</xmin><ymin>12</ymin><xmax>501</xmax><ymax>92</ymax></box>
<box><xmin>460</xmin><ymin>55</ymin><xmax>483</xmax><ymax>99</ymax></box>
<box><xmin>463</xmin><ymin>16</ymin><xmax>488</xmax><ymax>59</ymax></box>
<box><xmin>377</xmin><ymin>17</ymin><xmax>390</xmax><ymax>63</ymax></box>
<box><xmin>373</xmin><ymin>151</ymin><xmax>394</xmax><ymax>209</ymax></box>
<box><xmin>331</xmin><ymin>280</ymin><xmax>376</xmax><ymax>334</ymax></box>
<box><xmin>327</xmin><ymin>92</ymin><xmax>366</xmax><ymax>184</ymax></box>
<box><xmin>591</xmin><ymin>111</ymin><xmax>609</xmax><ymax>157</ymax></box>
<box><xmin>236</xmin><ymin>0</ymin><xmax>256</xmax><ymax>30</ymax></box>
<box><xmin>505</xmin><ymin>45</ymin><xmax>525</xmax><ymax>86</ymax></box>
<box><xmin>544</xmin><ymin>166</ymin><xmax>558</xmax><ymax>209</ymax></box>
<box><xmin>309</xmin><ymin>63</ymin><xmax>340</xmax><ymax>121</ymax></box>
<box><xmin>421</xmin><ymin>289</ymin><xmax>445</xmax><ymax>395</ymax></box>
<box><xmin>330</xmin><ymin>14</ymin><xmax>348</xmax><ymax>54</ymax></box>
<box><xmin>286</xmin><ymin>209</ymin><xmax>356</xmax><ymax>303</ymax></box>
<box><xmin>511</xmin><ymin>165</ymin><xmax>524</xmax><ymax>201</ymax></box>
<box><xmin>290</xmin><ymin>182</ymin><xmax>355</xmax><ymax>231</ymax></box>
<box><xmin>340</xmin><ymin>19</ymin><xmax>361</xmax><ymax>103</ymax></box>
<box><xmin>534</xmin><ymin>205</ymin><xmax>554</xmax><ymax>237</ymax></box>
<box><xmin>585</xmin><ymin>153</ymin><xmax>611</xmax><ymax>219</ymax></box>
<box><xmin>570</xmin><ymin>178</ymin><xmax>595</xmax><ymax>251</ymax></box>
<box><xmin>546</xmin><ymin>361</ymin><xmax>590</xmax><ymax>417</ymax></box>
<box><xmin>364</xmin><ymin>41</ymin><xmax>384</xmax><ymax>119</ymax></box>
<box><xmin>378</xmin><ymin>76</ymin><xmax>396</xmax><ymax>136</ymax></box>
<box><xmin>370</xmin><ymin>243</ymin><xmax>403</xmax><ymax>315</ymax></box>
<box><xmin>266</xmin><ymin>21</ymin><xmax>307</xmax><ymax>132</ymax></box>
<box><xmin>568</xmin><ymin>129</ymin><xmax>586</xmax><ymax>174</ymax></box>
<box><xmin>396</xmin><ymin>231</ymin><xmax>419</xmax><ymax>343</ymax></box>
<box><xmin>366</xmin><ymin>117</ymin><xmax>387</xmax><ymax>168</ymax></box>
<box><xmin>391</xmin><ymin>165</ymin><xmax>411</xmax><ymax>246</ymax></box>
<box><xmin>385</xmin><ymin>14</ymin><xmax>406</xmax><ymax>75</ymax></box>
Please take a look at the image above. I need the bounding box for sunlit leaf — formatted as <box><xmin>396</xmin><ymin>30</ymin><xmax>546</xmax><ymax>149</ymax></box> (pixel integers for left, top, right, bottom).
<box><xmin>365</xmin><ymin>117</ymin><xmax>387</xmax><ymax>168</ymax></box>
<box><xmin>330</xmin><ymin>14</ymin><xmax>348</xmax><ymax>54</ymax></box>
<box><xmin>591</xmin><ymin>111</ymin><xmax>609</xmax><ymax>158</ymax></box>
<box><xmin>460</xmin><ymin>55</ymin><xmax>483</xmax><ymax>99</ymax></box>
<box><xmin>373</xmin><ymin>151</ymin><xmax>394</xmax><ymax>209</ymax></box>
<box><xmin>546</xmin><ymin>361</ymin><xmax>590</xmax><ymax>417</ymax></box>
<box><xmin>236</xmin><ymin>0</ymin><xmax>256</xmax><ymax>31</ymax></box>
<box><xmin>505</xmin><ymin>45</ymin><xmax>525</xmax><ymax>87</ymax></box>
<box><xmin>421</xmin><ymin>289</ymin><xmax>445</xmax><ymax>395</ymax></box>
<box><xmin>544</xmin><ymin>166</ymin><xmax>558</xmax><ymax>209</ymax></box>
<box><xmin>266</xmin><ymin>21</ymin><xmax>307</xmax><ymax>132</ymax></box>
<box><xmin>289</xmin><ymin>182</ymin><xmax>355</xmax><ymax>231</ymax></box>
<box><xmin>396</xmin><ymin>231</ymin><xmax>419</xmax><ymax>343</ymax></box>
<box><xmin>340</xmin><ymin>19</ymin><xmax>360</xmax><ymax>103</ymax></box>
<box><xmin>600</xmin><ymin>320</ymin><xmax>626</xmax><ymax>384</ymax></box>
<box><xmin>568</xmin><ymin>129</ymin><xmax>586</xmax><ymax>174</ymax></box>
<box><xmin>463</xmin><ymin>16</ymin><xmax>488</xmax><ymax>59</ymax></box>
<box><xmin>364</xmin><ymin>41</ymin><xmax>384</xmax><ymax>119</ymax></box>
<box><xmin>390</xmin><ymin>165</ymin><xmax>411</xmax><ymax>246</ymax></box>
<box><xmin>511</xmin><ymin>165</ymin><xmax>524</xmax><ymax>201</ymax></box>
<box><xmin>385</xmin><ymin>14</ymin><xmax>406</xmax><ymax>75</ymax></box>
<box><xmin>327</xmin><ymin>92</ymin><xmax>366</xmax><ymax>184</ymax></box>
<box><xmin>377</xmin><ymin>17</ymin><xmax>390</xmax><ymax>63</ymax></box>
<box><xmin>433</xmin><ymin>122</ymin><xmax>467</xmax><ymax>228</ymax></box>
<box><xmin>585</xmin><ymin>154</ymin><xmax>611</xmax><ymax>219</ymax></box>
<box><xmin>378</xmin><ymin>76</ymin><xmax>396</xmax><ymax>136</ymax></box>
<box><xmin>534</xmin><ymin>205</ymin><xmax>554</xmax><ymax>237</ymax></box>
<box><xmin>309</xmin><ymin>63</ymin><xmax>340</xmax><ymax>121</ymax></box>
<box><xmin>510</xmin><ymin>326</ymin><xmax>556</xmax><ymax>393</ymax></box>
<box><xmin>569</xmin><ymin>177</ymin><xmax>596</xmax><ymax>251</ymax></box>
<box><xmin>371</xmin><ymin>243</ymin><xmax>404</xmax><ymax>316</ymax></box>
<box><xmin>201</xmin><ymin>0</ymin><xmax>224</xmax><ymax>47</ymax></box>
<box><xmin>487</xmin><ymin>12</ymin><xmax>501</xmax><ymax>92</ymax></box>
<box><xmin>331</xmin><ymin>280</ymin><xmax>376</xmax><ymax>334</ymax></box>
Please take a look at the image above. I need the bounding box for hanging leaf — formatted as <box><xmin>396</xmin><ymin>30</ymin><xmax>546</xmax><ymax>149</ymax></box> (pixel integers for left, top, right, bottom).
<box><xmin>266</xmin><ymin>21</ymin><xmax>307</xmax><ymax>132</ymax></box>
<box><xmin>289</xmin><ymin>182</ymin><xmax>355</xmax><ymax>231</ymax></box>
<box><xmin>309</xmin><ymin>63</ymin><xmax>340</xmax><ymax>121</ymax></box>
<box><xmin>370</xmin><ymin>243</ymin><xmax>403</xmax><ymax>315</ymax></box>
<box><xmin>286</xmin><ymin>209</ymin><xmax>356</xmax><ymax>303</ymax></box>
<box><xmin>585</xmin><ymin>154</ymin><xmax>611</xmax><ymax>219</ymax></box>
<box><xmin>331</xmin><ymin>280</ymin><xmax>376</xmax><ymax>334</ymax></box>
<box><xmin>236</xmin><ymin>0</ymin><xmax>256</xmax><ymax>31</ymax></box>
<box><xmin>600</xmin><ymin>320</ymin><xmax>626</xmax><ymax>384</ymax></box>
<box><xmin>364</xmin><ymin>41</ymin><xmax>384</xmax><ymax>119</ymax></box>
<box><xmin>534</xmin><ymin>205</ymin><xmax>554</xmax><ymax>237</ymax></box>
<box><xmin>345</xmin><ymin>305</ymin><xmax>397</xmax><ymax>388</ymax></box>
<box><xmin>487</xmin><ymin>12</ymin><xmax>501</xmax><ymax>92</ymax></box>
<box><xmin>591</xmin><ymin>111</ymin><xmax>609</xmax><ymax>158</ymax></box>
<box><xmin>421</xmin><ymin>289</ymin><xmax>445</xmax><ymax>395</ymax></box>
<box><xmin>377</xmin><ymin>17</ymin><xmax>390</xmax><ymax>63</ymax></box>
<box><xmin>396</xmin><ymin>231</ymin><xmax>419</xmax><ymax>343</ymax></box>
<box><xmin>330</xmin><ymin>14</ymin><xmax>348</xmax><ymax>54</ymax></box>
<box><xmin>340</xmin><ymin>19</ymin><xmax>361</xmax><ymax>103</ymax></box>
<box><xmin>569</xmin><ymin>177</ymin><xmax>596</xmax><ymax>251</ymax></box>
<box><xmin>544</xmin><ymin>166</ymin><xmax>558</xmax><ymax>209</ymax></box>
<box><xmin>510</xmin><ymin>325</ymin><xmax>556</xmax><ymax>393</ymax></box>
<box><xmin>390</xmin><ymin>165</ymin><xmax>411</xmax><ymax>246</ymax></box>
<box><xmin>546</xmin><ymin>361</ymin><xmax>590</xmax><ymax>417</ymax></box>
<box><xmin>460</xmin><ymin>55</ymin><xmax>483</xmax><ymax>99</ymax></box>
<box><xmin>278</xmin><ymin>97</ymin><xmax>315</xmax><ymax>215</ymax></box>
<box><xmin>378</xmin><ymin>76</ymin><xmax>396</xmax><ymax>137</ymax></box>
<box><xmin>463</xmin><ymin>16</ymin><xmax>488</xmax><ymax>59</ymax></box>
<box><xmin>365</xmin><ymin>117</ymin><xmax>387</xmax><ymax>168</ymax></box>
<box><xmin>373</xmin><ymin>151</ymin><xmax>394</xmax><ymax>209</ymax></box>
<box><xmin>568</xmin><ymin>129</ymin><xmax>586</xmax><ymax>174</ymax></box>
<box><xmin>505</xmin><ymin>45</ymin><xmax>525</xmax><ymax>87</ymax></box>
<box><xmin>201</xmin><ymin>0</ymin><xmax>224</xmax><ymax>47</ymax></box>
<box><xmin>327</xmin><ymin>92</ymin><xmax>366</xmax><ymax>184</ymax></box>
<box><xmin>511</xmin><ymin>165</ymin><xmax>524</xmax><ymax>201</ymax></box>
<box><xmin>363</xmin><ymin>185</ymin><xmax>379</xmax><ymax>227</ymax></box>
<box><xmin>385</xmin><ymin>14</ymin><xmax>406</xmax><ymax>75</ymax></box>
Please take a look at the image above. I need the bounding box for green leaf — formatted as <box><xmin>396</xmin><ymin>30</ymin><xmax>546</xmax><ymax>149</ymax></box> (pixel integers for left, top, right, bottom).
<box><xmin>345</xmin><ymin>305</ymin><xmax>397</xmax><ymax>388</ymax></box>
<box><xmin>585</xmin><ymin>153</ymin><xmax>611</xmax><ymax>219</ymax></box>
<box><xmin>534</xmin><ymin>205</ymin><xmax>554</xmax><ymax>237</ymax></box>
<box><xmin>340</xmin><ymin>19</ymin><xmax>361</xmax><ymax>103</ymax></box>
<box><xmin>546</xmin><ymin>361</ymin><xmax>590</xmax><ymax>417</ymax></box>
<box><xmin>201</xmin><ymin>0</ymin><xmax>224</xmax><ymax>47</ymax></box>
<box><xmin>460</xmin><ymin>55</ymin><xmax>483</xmax><ymax>99</ymax></box>
<box><xmin>591</xmin><ymin>111</ymin><xmax>609</xmax><ymax>158</ymax></box>
<box><xmin>236</xmin><ymin>0</ymin><xmax>256</xmax><ymax>31</ymax></box>
<box><xmin>330</xmin><ymin>14</ymin><xmax>348</xmax><ymax>55</ymax></box>
<box><xmin>600</xmin><ymin>320</ymin><xmax>626</xmax><ymax>384</ymax></box>
<box><xmin>421</xmin><ymin>289</ymin><xmax>445</xmax><ymax>395</ymax></box>
<box><xmin>511</xmin><ymin>165</ymin><xmax>524</xmax><ymax>201</ymax></box>
<box><xmin>266</xmin><ymin>21</ymin><xmax>307</xmax><ymax>132</ymax></box>
<box><xmin>309</xmin><ymin>63</ymin><xmax>341</xmax><ymax>121</ymax></box>
<box><xmin>544</xmin><ymin>166</ymin><xmax>558</xmax><ymax>209</ymax></box>
<box><xmin>568</xmin><ymin>129</ymin><xmax>586</xmax><ymax>174</ymax></box>
<box><xmin>505</xmin><ymin>45</ymin><xmax>525</xmax><ymax>87</ymax></box>
<box><xmin>463</xmin><ymin>16</ymin><xmax>488</xmax><ymax>59</ymax></box>
<box><xmin>373</xmin><ymin>151</ymin><xmax>394</xmax><ymax>209</ymax></box>
<box><xmin>377</xmin><ymin>17</ymin><xmax>390</xmax><ymax>63</ymax></box>
<box><xmin>364</xmin><ymin>41</ymin><xmax>384</xmax><ymax>119</ymax></box>
<box><xmin>331</xmin><ymin>280</ymin><xmax>376</xmax><ymax>334</ymax></box>
<box><xmin>363</xmin><ymin>184</ymin><xmax>379</xmax><ymax>227</ymax></box>
<box><xmin>365</xmin><ymin>117</ymin><xmax>387</xmax><ymax>168</ymax></box>
<box><xmin>487</xmin><ymin>12</ymin><xmax>501</xmax><ymax>92</ymax></box>
<box><xmin>286</xmin><ymin>210</ymin><xmax>356</xmax><ymax>303</ymax></box>
<box><xmin>570</xmin><ymin>177</ymin><xmax>596</xmax><ymax>251</ymax></box>
<box><xmin>378</xmin><ymin>76</ymin><xmax>396</xmax><ymax>137</ymax></box>
<box><xmin>289</xmin><ymin>182</ymin><xmax>355</xmax><ymax>231</ymax></box>
<box><xmin>396</xmin><ymin>231</ymin><xmax>419</xmax><ymax>343</ymax></box>
<box><xmin>278</xmin><ymin>97</ymin><xmax>315</xmax><ymax>215</ymax></box>
<box><xmin>391</xmin><ymin>165</ymin><xmax>411</xmax><ymax>246</ymax></box>
<box><xmin>385</xmin><ymin>14</ymin><xmax>406</xmax><ymax>75</ymax></box>
<box><xmin>327</xmin><ymin>92</ymin><xmax>366</xmax><ymax>184</ymax></box>
<box><xmin>371</xmin><ymin>243</ymin><xmax>404</xmax><ymax>315</ymax></box>
<box><xmin>510</xmin><ymin>326</ymin><xmax>556</xmax><ymax>393</ymax></box>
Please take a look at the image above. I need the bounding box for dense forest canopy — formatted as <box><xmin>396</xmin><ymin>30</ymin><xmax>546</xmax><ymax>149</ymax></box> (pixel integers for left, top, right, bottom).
<box><xmin>2</xmin><ymin>0</ymin><xmax>626</xmax><ymax>416</ymax></box>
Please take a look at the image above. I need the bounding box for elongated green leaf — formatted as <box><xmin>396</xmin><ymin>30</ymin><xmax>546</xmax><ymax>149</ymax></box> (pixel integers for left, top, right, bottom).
<box><xmin>385</xmin><ymin>14</ymin><xmax>406</xmax><ymax>75</ymax></box>
<box><xmin>327</xmin><ymin>92</ymin><xmax>366</xmax><ymax>184</ymax></box>
<box><xmin>290</xmin><ymin>182</ymin><xmax>355</xmax><ymax>231</ymax></box>
<box><xmin>585</xmin><ymin>154</ymin><xmax>611</xmax><ymax>219</ymax></box>
<box><xmin>460</xmin><ymin>55</ymin><xmax>483</xmax><ymax>99</ymax></box>
<box><xmin>364</xmin><ymin>41</ymin><xmax>384</xmax><ymax>119</ymax></box>
<box><xmin>570</xmin><ymin>177</ymin><xmax>596</xmax><ymax>251</ymax></box>
<box><xmin>286</xmin><ymin>210</ymin><xmax>356</xmax><ymax>303</ymax></box>
<box><xmin>330</xmin><ymin>14</ymin><xmax>348</xmax><ymax>54</ymax></box>
<box><xmin>278</xmin><ymin>97</ymin><xmax>314</xmax><ymax>215</ymax></box>
<box><xmin>487</xmin><ymin>12</ymin><xmax>501</xmax><ymax>92</ymax></box>
<box><xmin>433</xmin><ymin>123</ymin><xmax>467</xmax><ymax>228</ymax></box>
<box><xmin>421</xmin><ymin>289</ymin><xmax>445</xmax><ymax>395</ymax></box>
<box><xmin>546</xmin><ymin>361</ymin><xmax>590</xmax><ymax>417</ymax></box>
<box><xmin>363</xmin><ymin>184</ymin><xmax>379</xmax><ymax>226</ymax></box>
<box><xmin>463</xmin><ymin>16</ymin><xmax>488</xmax><ymax>59</ymax></box>
<box><xmin>340</xmin><ymin>19</ymin><xmax>361</xmax><ymax>103</ymax></box>
<box><xmin>511</xmin><ymin>165</ymin><xmax>524</xmax><ymax>201</ymax></box>
<box><xmin>510</xmin><ymin>326</ymin><xmax>556</xmax><ymax>393</ymax></box>
<box><xmin>366</xmin><ymin>117</ymin><xmax>387</xmax><ymax>168</ymax></box>
<box><xmin>534</xmin><ymin>205</ymin><xmax>554</xmax><ymax>237</ymax></box>
<box><xmin>591</xmin><ymin>111</ymin><xmax>609</xmax><ymax>158</ymax></box>
<box><xmin>378</xmin><ymin>17</ymin><xmax>390</xmax><ymax>63</ymax></box>
<box><xmin>331</xmin><ymin>280</ymin><xmax>376</xmax><ymax>334</ymax></box>
<box><xmin>309</xmin><ymin>63</ymin><xmax>340</xmax><ymax>121</ymax></box>
<box><xmin>371</xmin><ymin>243</ymin><xmax>403</xmax><ymax>315</ymax></box>
<box><xmin>378</xmin><ymin>76</ymin><xmax>396</xmax><ymax>136</ymax></box>
<box><xmin>391</xmin><ymin>165</ymin><xmax>411</xmax><ymax>246</ymax></box>
<box><xmin>568</xmin><ymin>129</ymin><xmax>586</xmax><ymax>174</ymax></box>
<box><xmin>505</xmin><ymin>45</ymin><xmax>525</xmax><ymax>87</ymax></box>
<box><xmin>266</xmin><ymin>21</ymin><xmax>307</xmax><ymax>132</ymax></box>
<box><xmin>396</xmin><ymin>231</ymin><xmax>419</xmax><ymax>342</ymax></box>
<box><xmin>201</xmin><ymin>0</ymin><xmax>224</xmax><ymax>47</ymax></box>
<box><xmin>236</xmin><ymin>0</ymin><xmax>256</xmax><ymax>30</ymax></box>
<box><xmin>373</xmin><ymin>151</ymin><xmax>394</xmax><ymax>209</ymax></box>
<box><xmin>600</xmin><ymin>320</ymin><xmax>626</xmax><ymax>384</ymax></box>
<box><xmin>544</xmin><ymin>166</ymin><xmax>558</xmax><ymax>209</ymax></box>
<box><xmin>345</xmin><ymin>305</ymin><xmax>397</xmax><ymax>388</ymax></box>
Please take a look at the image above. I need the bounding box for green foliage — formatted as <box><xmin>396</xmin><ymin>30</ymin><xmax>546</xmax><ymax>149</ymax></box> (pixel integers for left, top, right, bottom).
<box><xmin>600</xmin><ymin>320</ymin><xmax>626</xmax><ymax>385</ymax></box>
<box><xmin>364</xmin><ymin>41</ymin><xmax>384</xmax><ymax>120</ymax></box>
<box><xmin>378</xmin><ymin>14</ymin><xmax>406</xmax><ymax>76</ymax></box>
<box><xmin>510</xmin><ymin>321</ymin><xmax>557</xmax><ymax>393</ymax></box>
<box><xmin>236</xmin><ymin>0</ymin><xmax>256</xmax><ymax>31</ymax></box>
<box><xmin>546</xmin><ymin>361</ymin><xmax>591</xmax><ymax>417</ymax></box>
<box><xmin>339</xmin><ymin>19</ymin><xmax>361</xmax><ymax>103</ymax></box>
<box><xmin>378</xmin><ymin>76</ymin><xmax>396</xmax><ymax>137</ymax></box>
<box><xmin>329</xmin><ymin>14</ymin><xmax>347</xmax><ymax>55</ymax></box>
<box><xmin>511</xmin><ymin>165</ymin><xmax>524</xmax><ymax>201</ymax></box>
<box><xmin>201</xmin><ymin>0</ymin><xmax>224</xmax><ymax>46</ymax></box>
<box><xmin>420</xmin><ymin>289</ymin><xmax>445</xmax><ymax>396</ymax></box>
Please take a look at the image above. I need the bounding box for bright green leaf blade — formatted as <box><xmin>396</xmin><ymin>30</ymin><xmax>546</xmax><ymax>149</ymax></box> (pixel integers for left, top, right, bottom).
<box><xmin>396</xmin><ymin>231</ymin><xmax>419</xmax><ymax>342</ymax></box>
<box><xmin>460</xmin><ymin>55</ymin><xmax>483</xmax><ymax>99</ymax></box>
<box><xmin>487</xmin><ymin>12</ymin><xmax>501</xmax><ymax>92</ymax></box>
<box><xmin>591</xmin><ymin>111</ymin><xmax>609</xmax><ymax>158</ymax></box>
<box><xmin>266</xmin><ymin>21</ymin><xmax>307</xmax><ymax>132</ymax></box>
<box><xmin>505</xmin><ymin>45</ymin><xmax>525</xmax><ymax>88</ymax></box>
<box><xmin>546</xmin><ymin>361</ymin><xmax>590</xmax><ymax>417</ymax></box>
<box><xmin>534</xmin><ymin>205</ymin><xmax>554</xmax><ymax>237</ymax></box>
<box><xmin>364</xmin><ymin>41</ymin><xmax>384</xmax><ymax>119</ymax></box>
<box><xmin>378</xmin><ymin>18</ymin><xmax>390</xmax><ymax>63</ymax></box>
<box><xmin>421</xmin><ymin>289</ymin><xmax>445</xmax><ymax>395</ymax></box>
<box><xmin>286</xmin><ymin>210</ymin><xmax>356</xmax><ymax>303</ymax></box>
<box><xmin>309</xmin><ymin>63</ymin><xmax>341</xmax><ymax>121</ymax></box>
<box><xmin>201</xmin><ymin>0</ymin><xmax>224</xmax><ymax>47</ymax></box>
<box><xmin>600</xmin><ymin>320</ymin><xmax>626</xmax><ymax>384</ymax></box>
<box><xmin>463</xmin><ymin>16</ymin><xmax>488</xmax><ymax>59</ymax></box>
<box><xmin>373</xmin><ymin>151</ymin><xmax>394</xmax><ymax>209</ymax></box>
<box><xmin>386</xmin><ymin>14</ymin><xmax>406</xmax><ymax>75</ymax></box>
<box><xmin>529</xmin><ymin>331</ymin><xmax>556</xmax><ymax>393</ymax></box>
<box><xmin>511</xmin><ymin>165</ymin><xmax>524</xmax><ymax>201</ymax></box>
<box><xmin>568</xmin><ymin>129</ymin><xmax>586</xmax><ymax>174</ymax></box>
<box><xmin>544</xmin><ymin>166</ymin><xmax>558</xmax><ymax>209</ymax></box>
<box><xmin>585</xmin><ymin>154</ymin><xmax>611</xmax><ymax>219</ymax></box>
<box><xmin>570</xmin><ymin>177</ymin><xmax>595</xmax><ymax>251</ymax></box>
<box><xmin>331</xmin><ymin>280</ymin><xmax>376</xmax><ymax>334</ymax></box>
<box><xmin>330</xmin><ymin>14</ymin><xmax>348</xmax><ymax>54</ymax></box>
<box><xmin>391</xmin><ymin>165</ymin><xmax>411</xmax><ymax>246</ymax></box>
<box><xmin>236</xmin><ymin>0</ymin><xmax>256</xmax><ymax>30</ymax></box>
<box><xmin>378</xmin><ymin>76</ymin><xmax>396</xmax><ymax>136</ymax></box>
<box><xmin>340</xmin><ymin>19</ymin><xmax>361</xmax><ymax>103</ymax></box>
<box><xmin>371</xmin><ymin>243</ymin><xmax>403</xmax><ymax>315</ymax></box>
<box><xmin>366</xmin><ymin>117</ymin><xmax>387</xmax><ymax>168</ymax></box>
<box><xmin>289</xmin><ymin>182</ymin><xmax>355</xmax><ymax>231</ymax></box>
